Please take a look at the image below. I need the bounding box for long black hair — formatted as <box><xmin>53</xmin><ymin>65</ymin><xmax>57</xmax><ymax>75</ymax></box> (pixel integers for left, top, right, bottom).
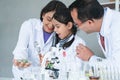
<box><xmin>52</xmin><ymin>8</ymin><xmax>77</xmax><ymax>49</ymax></box>
<box><xmin>53</xmin><ymin>8</ymin><xmax>77</xmax><ymax>35</ymax></box>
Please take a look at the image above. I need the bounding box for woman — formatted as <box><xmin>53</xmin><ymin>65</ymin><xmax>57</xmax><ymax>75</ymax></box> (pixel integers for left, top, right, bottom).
<box><xmin>12</xmin><ymin>0</ymin><xmax>66</xmax><ymax>80</ymax></box>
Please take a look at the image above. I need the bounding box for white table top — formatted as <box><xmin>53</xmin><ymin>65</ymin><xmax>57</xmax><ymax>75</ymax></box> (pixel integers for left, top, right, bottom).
<box><xmin>0</xmin><ymin>77</ymin><xmax>13</xmax><ymax>80</ymax></box>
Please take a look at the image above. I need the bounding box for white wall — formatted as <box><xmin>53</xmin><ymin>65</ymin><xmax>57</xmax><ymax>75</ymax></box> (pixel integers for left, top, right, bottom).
<box><xmin>0</xmin><ymin>0</ymin><xmax>106</xmax><ymax>77</ymax></box>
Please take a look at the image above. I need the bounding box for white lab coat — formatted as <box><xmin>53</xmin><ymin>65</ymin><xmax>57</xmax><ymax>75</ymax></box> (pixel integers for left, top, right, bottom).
<box><xmin>56</xmin><ymin>35</ymin><xmax>86</xmax><ymax>80</ymax></box>
<box><xmin>12</xmin><ymin>19</ymin><xmax>54</xmax><ymax>80</ymax></box>
<box><xmin>40</xmin><ymin>35</ymin><xmax>86</xmax><ymax>80</ymax></box>
<box><xmin>90</xmin><ymin>8</ymin><xmax>120</xmax><ymax>64</ymax></box>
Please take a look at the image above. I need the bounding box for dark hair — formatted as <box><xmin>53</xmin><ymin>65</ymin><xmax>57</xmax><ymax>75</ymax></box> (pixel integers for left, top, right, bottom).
<box><xmin>53</xmin><ymin>8</ymin><xmax>77</xmax><ymax>35</ymax></box>
<box><xmin>69</xmin><ymin>0</ymin><xmax>104</xmax><ymax>23</ymax></box>
<box><xmin>40</xmin><ymin>0</ymin><xmax>66</xmax><ymax>21</ymax></box>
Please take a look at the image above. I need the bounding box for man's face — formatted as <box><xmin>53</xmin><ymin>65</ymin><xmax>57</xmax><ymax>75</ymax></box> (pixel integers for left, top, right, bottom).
<box><xmin>71</xmin><ymin>8</ymin><xmax>93</xmax><ymax>33</ymax></box>
<box><xmin>70</xmin><ymin>8</ymin><xmax>82</xmax><ymax>28</ymax></box>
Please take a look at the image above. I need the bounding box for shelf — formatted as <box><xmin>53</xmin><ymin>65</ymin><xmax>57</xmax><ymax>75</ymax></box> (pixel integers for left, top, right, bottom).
<box><xmin>101</xmin><ymin>0</ymin><xmax>120</xmax><ymax>11</ymax></box>
<box><xmin>101</xmin><ymin>2</ymin><xmax>116</xmax><ymax>9</ymax></box>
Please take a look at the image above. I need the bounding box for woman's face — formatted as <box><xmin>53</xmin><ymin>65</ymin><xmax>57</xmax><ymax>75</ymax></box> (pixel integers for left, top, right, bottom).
<box><xmin>52</xmin><ymin>18</ymin><xmax>72</xmax><ymax>39</ymax></box>
<box><xmin>42</xmin><ymin>11</ymin><xmax>55</xmax><ymax>33</ymax></box>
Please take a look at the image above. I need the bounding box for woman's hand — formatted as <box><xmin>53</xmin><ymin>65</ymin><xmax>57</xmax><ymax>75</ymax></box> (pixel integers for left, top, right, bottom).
<box><xmin>13</xmin><ymin>59</ymin><xmax>31</xmax><ymax>68</ymax></box>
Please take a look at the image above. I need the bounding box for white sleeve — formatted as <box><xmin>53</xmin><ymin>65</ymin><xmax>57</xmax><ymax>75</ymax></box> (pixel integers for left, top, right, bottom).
<box><xmin>111</xmin><ymin>24</ymin><xmax>120</xmax><ymax>63</ymax></box>
<box><xmin>90</xmin><ymin>24</ymin><xmax>120</xmax><ymax>64</ymax></box>
<box><xmin>13</xmin><ymin>20</ymin><xmax>31</xmax><ymax>59</ymax></box>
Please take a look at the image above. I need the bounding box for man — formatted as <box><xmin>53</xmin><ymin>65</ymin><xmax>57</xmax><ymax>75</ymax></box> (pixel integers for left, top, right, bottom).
<box><xmin>69</xmin><ymin>0</ymin><xmax>120</xmax><ymax>64</ymax></box>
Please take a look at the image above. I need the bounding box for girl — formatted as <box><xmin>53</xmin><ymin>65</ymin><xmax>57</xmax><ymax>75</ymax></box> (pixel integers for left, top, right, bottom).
<box><xmin>42</xmin><ymin>8</ymin><xmax>86</xmax><ymax>80</ymax></box>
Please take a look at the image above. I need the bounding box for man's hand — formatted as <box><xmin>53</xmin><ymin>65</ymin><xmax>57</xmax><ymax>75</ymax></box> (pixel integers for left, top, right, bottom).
<box><xmin>76</xmin><ymin>44</ymin><xmax>94</xmax><ymax>61</ymax></box>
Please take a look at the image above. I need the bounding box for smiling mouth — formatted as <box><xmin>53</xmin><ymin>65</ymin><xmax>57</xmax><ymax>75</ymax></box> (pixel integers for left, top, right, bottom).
<box><xmin>47</xmin><ymin>27</ymin><xmax>53</xmax><ymax>31</ymax></box>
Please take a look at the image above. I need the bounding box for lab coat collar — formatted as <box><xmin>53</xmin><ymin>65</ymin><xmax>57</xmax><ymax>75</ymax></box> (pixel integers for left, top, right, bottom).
<box><xmin>100</xmin><ymin>7</ymin><xmax>113</xmax><ymax>36</ymax></box>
